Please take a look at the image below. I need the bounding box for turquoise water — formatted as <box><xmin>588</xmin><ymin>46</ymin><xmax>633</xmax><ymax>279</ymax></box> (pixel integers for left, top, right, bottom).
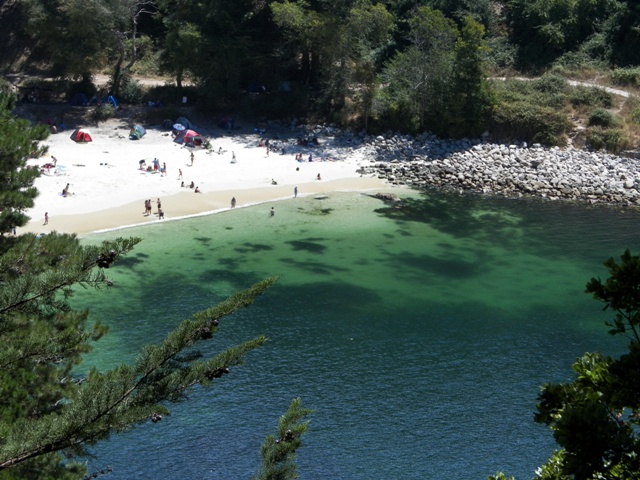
<box><xmin>74</xmin><ymin>189</ymin><xmax>638</xmax><ymax>479</ymax></box>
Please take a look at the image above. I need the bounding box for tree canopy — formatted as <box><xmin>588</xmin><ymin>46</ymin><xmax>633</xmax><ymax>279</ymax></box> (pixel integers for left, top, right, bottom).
<box><xmin>4</xmin><ymin>0</ymin><xmax>638</xmax><ymax>137</ymax></box>
<box><xmin>532</xmin><ymin>250</ymin><xmax>640</xmax><ymax>479</ymax></box>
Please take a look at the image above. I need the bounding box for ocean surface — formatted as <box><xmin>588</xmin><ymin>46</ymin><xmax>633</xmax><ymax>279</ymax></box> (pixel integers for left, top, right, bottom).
<box><xmin>73</xmin><ymin>188</ymin><xmax>639</xmax><ymax>479</ymax></box>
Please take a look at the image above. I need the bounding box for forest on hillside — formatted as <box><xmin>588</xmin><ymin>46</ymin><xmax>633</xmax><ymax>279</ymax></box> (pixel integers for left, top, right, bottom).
<box><xmin>2</xmin><ymin>0</ymin><xmax>640</xmax><ymax>149</ymax></box>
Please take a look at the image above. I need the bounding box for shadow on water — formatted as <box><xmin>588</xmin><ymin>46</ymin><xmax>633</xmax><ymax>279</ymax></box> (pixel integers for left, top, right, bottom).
<box><xmin>280</xmin><ymin>257</ymin><xmax>350</xmax><ymax>275</ymax></box>
<box><xmin>377</xmin><ymin>188</ymin><xmax>640</xmax><ymax>264</ymax></box>
<box><xmin>199</xmin><ymin>268</ymin><xmax>264</xmax><ymax>290</ymax></box>
<box><xmin>115</xmin><ymin>255</ymin><xmax>146</xmax><ymax>268</ymax></box>
<box><xmin>382</xmin><ymin>249</ymin><xmax>485</xmax><ymax>281</ymax></box>
<box><xmin>285</xmin><ymin>238</ymin><xmax>328</xmax><ymax>254</ymax></box>
<box><xmin>193</xmin><ymin>236</ymin><xmax>213</xmax><ymax>245</ymax></box>
<box><xmin>373</xmin><ymin>190</ymin><xmax>525</xmax><ymax>243</ymax></box>
<box><xmin>234</xmin><ymin>242</ymin><xmax>274</xmax><ymax>254</ymax></box>
<box><xmin>298</xmin><ymin>206</ymin><xmax>335</xmax><ymax>216</ymax></box>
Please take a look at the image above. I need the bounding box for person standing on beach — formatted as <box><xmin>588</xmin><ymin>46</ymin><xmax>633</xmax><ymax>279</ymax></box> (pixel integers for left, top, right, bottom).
<box><xmin>157</xmin><ymin>198</ymin><xmax>162</xmax><ymax>213</ymax></box>
<box><xmin>190</xmin><ymin>152</ymin><xmax>194</xmax><ymax>166</ymax></box>
<box><xmin>231</xmin><ymin>197</ymin><xmax>236</xmax><ymax>208</ymax></box>
<box><xmin>178</xmin><ymin>168</ymin><xmax>183</xmax><ymax>180</ymax></box>
<box><xmin>231</xmin><ymin>151</ymin><xmax>237</xmax><ymax>163</ymax></box>
<box><xmin>161</xmin><ymin>162</ymin><xmax>167</xmax><ymax>177</ymax></box>
<box><xmin>294</xmin><ymin>186</ymin><xmax>298</xmax><ymax>198</ymax></box>
<box><xmin>43</xmin><ymin>212</ymin><xmax>48</xmax><ymax>225</ymax></box>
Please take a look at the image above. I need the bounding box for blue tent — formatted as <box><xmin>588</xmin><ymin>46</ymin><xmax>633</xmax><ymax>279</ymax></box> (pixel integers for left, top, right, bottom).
<box><xmin>129</xmin><ymin>125</ymin><xmax>146</xmax><ymax>140</ymax></box>
<box><xmin>70</xmin><ymin>93</ymin><xmax>88</xmax><ymax>106</ymax></box>
<box><xmin>101</xmin><ymin>95</ymin><xmax>118</xmax><ymax>107</ymax></box>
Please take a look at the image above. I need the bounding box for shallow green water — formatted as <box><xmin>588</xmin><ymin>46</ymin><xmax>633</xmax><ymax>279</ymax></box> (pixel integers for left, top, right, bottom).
<box><xmin>74</xmin><ymin>189</ymin><xmax>638</xmax><ymax>479</ymax></box>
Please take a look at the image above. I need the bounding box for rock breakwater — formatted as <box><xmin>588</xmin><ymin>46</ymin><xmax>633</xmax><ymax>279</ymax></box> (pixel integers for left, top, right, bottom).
<box><xmin>335</xmin><ymin>131</ymin><xmax>640</xmax><ymax>206</ymax></box>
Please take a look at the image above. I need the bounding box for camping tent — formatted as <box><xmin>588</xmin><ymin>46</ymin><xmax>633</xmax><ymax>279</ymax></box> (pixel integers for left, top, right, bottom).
<box><xmin>175</xmin><ymin>116</ymin><xmax>194</xmax><ymax>130</ymax></box>
<box><xmin>129</xmin><ymin>125</ymin><xmax>146</xmax><ymax>140</ymax></box>
<box><xmin>70</xmin><ymin>128</ymin><xmax>92</xmax><ymax>143</ymax></box>
<box><xmin>174</xmin><ymin>129</ymin><xmax>203</xmax><ymax>146</ymax></box>
<box><xmin>102</xmin><ymin>95</ymin><xmax>118</xmax><ymax>107</ymax></box>
<box><xmin>70</xmin><ymin>93</ymin><xmax>88</xmax><ymax>106</ymax></box>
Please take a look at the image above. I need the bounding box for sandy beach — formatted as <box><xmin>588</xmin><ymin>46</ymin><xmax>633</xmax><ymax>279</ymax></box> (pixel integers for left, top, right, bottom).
<box><xmin>22</xmin><ymin>113</ymin><xmax>389</xmax><ymax>236</ymax></box>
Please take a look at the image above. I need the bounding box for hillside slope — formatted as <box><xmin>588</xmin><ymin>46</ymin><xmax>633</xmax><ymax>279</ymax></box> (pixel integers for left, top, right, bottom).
<box><xmin>0</xmin><ymin>0</ymin><xmax>32</xmax><ymax>73</ymax></box>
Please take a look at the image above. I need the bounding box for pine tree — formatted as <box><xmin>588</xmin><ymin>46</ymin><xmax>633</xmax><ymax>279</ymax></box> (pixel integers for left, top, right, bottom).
<box><xmin>0</xmin><ymin>94</ymin><xmax>286</xmax><ymax>478</ymax></box>
<box><xmin>0</xmin><ymin>94</ymin><xmax>49</xmax><ymax>235</ymax></box>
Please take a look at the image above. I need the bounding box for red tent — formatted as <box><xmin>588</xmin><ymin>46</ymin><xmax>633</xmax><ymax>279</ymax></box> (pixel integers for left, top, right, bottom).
<box><xmin>70</xmin><ymin>128</ymin><xmax>93</xmax><ymax>143</ymax></box>
<box><xmin>174</xmin><ymin>129</ymin><xmax>203</xmax><ymax>146</ymax></box>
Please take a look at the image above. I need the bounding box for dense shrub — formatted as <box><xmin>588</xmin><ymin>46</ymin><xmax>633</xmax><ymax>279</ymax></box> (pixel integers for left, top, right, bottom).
<box><xmin>569</xmin><ymin>86</ymin><xmax>612</xmax><ymax>109</ymax></box>
<box><xmin>530</xmin><ymin>74</ymin><xmax>569</xmax><ymax>95</ymax></box>
<box><xmin>587</xmin><ymin>108</ymin><xmax>619</xmax><ymax>128</ymax></box>
<box><xmin>586</xmin><ymin>127</ymin><xmax>632</xmax><ymax>153</ymax></box>
<box><xmin>119</xmin><ymin>76</ymin><xmax>146</xmax><ymax>105</ymax></box>
<box><xmin>490</xmin><ymin>101</ymin><xmax>572</xmax><ymax>146</ymax></box>
<box><xmin>91</xmin><ymin>104</ymin><xmax>116</xmax><ymax>123</ymax></box>
<box><xmin>492</xmin><ymin>78</ymin><xmax>567</xmax><ymax>109</ymax></box>
<box><xmin>485</xmin><ymin>37</ymin><xmax>518</xmax><ymax>72</ymax></box>
<box><xmin>611</xmin><ymin>68</ymin><xmax>640</xmax><ymax>88</ymax></box>
<box><xmin>630</xmin><ymin>107</ymin><xmax>640</xmax><ymax>125</ymax></box>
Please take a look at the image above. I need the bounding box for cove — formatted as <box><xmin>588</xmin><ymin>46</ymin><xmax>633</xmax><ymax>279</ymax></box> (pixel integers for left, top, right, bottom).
<box><xmin>74</xmin><ymin>189</ymin><xmax>638</xmax><ymax>479</ymax></box>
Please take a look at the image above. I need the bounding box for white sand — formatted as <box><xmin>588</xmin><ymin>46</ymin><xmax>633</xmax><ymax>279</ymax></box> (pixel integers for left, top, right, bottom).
<box><xmin>23</xmin><ymin>117</ymin><xmax>389</xmax><ymax>236</ymax></box>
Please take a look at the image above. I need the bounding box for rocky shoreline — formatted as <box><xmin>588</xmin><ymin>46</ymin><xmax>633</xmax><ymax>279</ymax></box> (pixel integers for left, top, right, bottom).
<box><xmin>322</xmin><ymin>129</ymin><xmax>640</xmax><ymax>206</ymax></box>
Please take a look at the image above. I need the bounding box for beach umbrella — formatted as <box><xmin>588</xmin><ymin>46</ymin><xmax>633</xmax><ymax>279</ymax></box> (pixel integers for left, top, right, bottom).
<box><xmin>173</xmin><ymin>123</ymin><xmax>186</xmax><ymax>131</ymax></box>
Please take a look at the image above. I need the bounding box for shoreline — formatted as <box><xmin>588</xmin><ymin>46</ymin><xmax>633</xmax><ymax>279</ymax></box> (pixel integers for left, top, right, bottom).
<box><xmin>20</xmin><ymin>112</ymin><xmax>389</xmax><ymax>236</ymax></box>
<box><xmin>23</xmin><ymin>176</ymin><xmax>390</xmax><ymax>236</ymax></box>
<box><xmin>21</xmin><ymin>108</ymin><xmax>640</xmax><ymax>239</ymax></box>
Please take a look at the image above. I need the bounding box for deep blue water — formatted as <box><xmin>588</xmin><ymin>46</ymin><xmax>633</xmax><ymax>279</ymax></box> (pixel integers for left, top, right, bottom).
<box><xmin>73</xmin><ymin>189</ymin><xmax>638</xmax><ymax>479</ymax></box>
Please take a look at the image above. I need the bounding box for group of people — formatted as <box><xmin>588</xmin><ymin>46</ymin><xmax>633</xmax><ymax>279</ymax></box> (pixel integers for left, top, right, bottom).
<box><xmin>180</xmin><ymin>180</ymin><xmax>199</xmax><ymax>192</ymax></box>
<box><xmin>143</xmin><ymin>198</ymin><xmax>163</xmax><ymax>219</ymax></box>
<box><xmin>295</xmin><ymin>153</ymin><xmax>317</xmax><ymax>162</ymax></box>
<box><xmin>138</xmin><ymin>158</ymin><xmax>167</xmax><ymax>176</ymax></box>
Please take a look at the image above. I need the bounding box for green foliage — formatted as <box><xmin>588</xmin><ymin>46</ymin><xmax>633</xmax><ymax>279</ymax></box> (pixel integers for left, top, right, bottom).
<box><xmin>375</xmin><ymin>7</ymin><xmax>458</xmax><ymax>133</ymax></box>
<box><xmin>586</xmin><ymin>249</ymin><xmax>640</xmax><ymax>340</ymax></box>
<box><xmin>485</xmin><ymin>36</ymin><xmax>518</xmax><ymax>72</ymax></box>
<box><xmin>531</xmin><ymin>74</ymin><xmax>570</xmax><ymax>96</ymax></box>
<box><xmin>568</xmin><ymin>86</ymin><xmax>613</xmax><ymax>109</ymax></box>
<box><xmin>0</xmin><ymin>79</ymin><xmax>18</xmax><ymax>110</ymax></box>
<box><xmin>492</xmin><ymin>76</ymin><xmax>569</xmax><ymax>110</ymax></box>
<box><xmin>611</xmin><ymin>67</ymin><xmax>640</xmax><ymax>88</ymax></box>
<box><xmin>119</xmin><ymin>75</ymin><xmax>146</xmax><ymax>105</ymax></box>
<box><xmin>0</xmin><ymin>97</ymin><xmax>49</xmax><ymax>234</ymax></box>
<box><xmin>535</xmin><ymin>250</ymin><xmax>640</xmax><ymax>479</ymax></box>
<box><xmin>586</xmin><ymin>127</ymin><xmax>631</xmax><ymax>153</ymax></box>
<box><xmin>488</xmin><ymin>473</ymin><xmax>516</xmax><ymax>480</ymax></box>
<box><xmin>507</xmin><ymin>0</ymin><xmax>622</xmax><ymax>69</ymax></box>
<box><xmin>254</xmin><ymin>398</ymin><xmax>313</xmax><ymax>480</ymax></box>
<box><xmin>490</xmin><ymin>101</ymin><xmax>572</xmax><ymax>146</ymax></box>
<box><xmin>0</xmin><ymin>231</ymin><xmax>277</xmax><ymax>474</ymax></box>
<box><xmin>630</xmin><ymin>106</ymin><xmax>640</xmax><ymax>125</ymax></box>
<box><xmin>587</xmin><ymin>107</ymin><xmax>620</xmax><ymax>127</ymax></box>
<box><xmin>444</xmin><ymin>16</ymin><xmax>496</xmax><ymax>137</ymax></box>
<box><xmin>91</xmin><ymin>104</ymin><xmax>116</xmax><ymax>124</ymax></box>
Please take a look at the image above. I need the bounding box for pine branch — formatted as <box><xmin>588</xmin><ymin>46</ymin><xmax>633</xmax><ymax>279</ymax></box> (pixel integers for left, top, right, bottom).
<box><xmin>0</xmin><ymin>278</ymin><xmax>277</xmax><ymax>470</ymax></box>
<box><xmin>254</xmin><ymin>398</ymin><xmax>313</xmax><ymax>480</ymax></box>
